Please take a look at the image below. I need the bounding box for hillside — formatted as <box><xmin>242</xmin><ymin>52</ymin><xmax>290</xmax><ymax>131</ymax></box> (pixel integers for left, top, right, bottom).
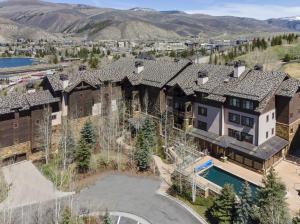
<box><xmin>0</xmin><ymin>0</ymin><xmax>293</xmax><ymax>41</ymax></box>
<box><xmin>237</xmin><ymin>40</ymin><xmax>300</xmax><ymax>78</ymax></box>
<box><xmin>0</xmin><ymin>17</ymin><xmax>61</xmax><ymax>42</ymax></box>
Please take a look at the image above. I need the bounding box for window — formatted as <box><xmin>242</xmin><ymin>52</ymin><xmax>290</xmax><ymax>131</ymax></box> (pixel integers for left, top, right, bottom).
<box><xmin>198</xmin><ymin>106</ymin><xmax>207</xmax><ymax>116</ymax></box>
<box><xmin>241</xmin><ymin>116</ymin><xmax>254</xmax><ymax>127</ymax></box>
<box><xmin>241</xmin><ymin>132</ymin><xmax>253</xmax><ymax>144</ymax></box>
<box><xmin>229</xmin><ymin>128</ymin><xmax>240</xmax><ymax>140</ymax></box>
<box><xmin>266</xmin><ymin>131</ymin><xmax>269</xmax><ymax>139</ymax></box>
<box><xmin>197</xmin><ymin>121</ymin><xmax>207</xmax><ymax>131</ymax></box>
<box><xmin>229</xmin><ymin>113</ymin><xmax>240</xmax><ymax>124</ymax></box>
<box><xmin>272</xmin><ymin>112</ymin><xmax>275</xmax><ymax>119</ymax></box>
<box><xmin>52</xmin><ymin>103</ymin><xmax>59</xmax><ymax>113</ymax></box>
<box><xmin>290</xmin><ymin>113</ymin><xmax>294</xmax><ymax>118</ymax></box>
<box><xmin>266</xmin><ymin>115</ymin><xmax>269</xmax><ymax>122</ymax></box>
<box><xmin>242</xmin><ymin>100</ymin><xmax>254</xmax><ymax>110</ymax></box>
<box><xmin>229</xmin><ymin>98</ymin><xmax>240</xmax><ymax>108</ymax></box>
<box><xmin>186</xmin><ymin>104</ymin><xmax>192</xmax><ymax>112</ymax></box>
<box><xmin>51</xmin><ymin>115</ymin><xmax>57</xmax><ymax>120</ymax></box>
<box><xmin>272</xmin><ymin>128</ymin><xmax>274</xmax><ymax>135</ymax></box>
<box><xmin>36</xmin><ymin>119</ymin><xmax>40</xmax><ymax>124</ymax></box>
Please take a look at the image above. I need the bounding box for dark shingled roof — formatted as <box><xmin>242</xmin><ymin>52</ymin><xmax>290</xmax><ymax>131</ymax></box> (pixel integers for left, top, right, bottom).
<box><xmin>45</xmin><ymin>71</ymin><xmax>102</xmax><ymax>93</ymax></box>
<box><xmin>26</xmin><ymin>90</ymin><xmax>60</xmax><ymax>107</ymax></box>
<box><xmin>167</xmin><ymin>64</ymin><xmax>234</xmax><ymax>96</ymax></box>
<box><xmin>0</xmin><ymin>90</ymin><xmax>60</xmax><ymax>115</ymax></box>
<box><xmin>227</xmin><ymin>70</ymin><xmax>287</xmax><ymax>101</ymax></box>
<box><xmin>189</xmin><ymin>128</ymin><xmax>288</xmax><ymax>160</ymax></box>
<box><xmin>276</xmin><ymin>77</ymin><xmax>300</xmax><ymax>98</ymax></box>
<box><xmin>96</xmin><ymin>58</ymin><xmax>191</xmax><ymax>88</ymax></box>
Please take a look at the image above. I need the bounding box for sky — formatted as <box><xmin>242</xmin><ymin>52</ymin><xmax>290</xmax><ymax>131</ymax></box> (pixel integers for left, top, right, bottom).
<box><xmin>47</xmin><ymin>0</ymin><xmax>300</xmax><ymax>20</ymax></box>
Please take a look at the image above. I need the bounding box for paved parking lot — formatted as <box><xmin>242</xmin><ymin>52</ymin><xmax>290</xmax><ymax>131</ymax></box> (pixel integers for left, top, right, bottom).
<box><xmin>76</xmin><ymin>174</ymin><xmax>202</xmax><ymax>224</ymax></box>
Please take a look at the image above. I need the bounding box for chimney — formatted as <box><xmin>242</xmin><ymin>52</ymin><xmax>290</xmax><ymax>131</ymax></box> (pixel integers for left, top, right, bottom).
<box><xmin>26</xmin><ymin>82</ymin><xmax>36</xmax><ymax>93</ymax></box>
<box><xmin>233</xmin><ymin>61</ymin><xmax>245</xmax><ymax>78</ymax></box>
<box><xmin>254</xmin><ymin>64</ymin><xmax>263</xmax><ymax>71</ymax></box>
<box><xmin>60</xmin><ymin>74</ymin><xmax>69</xmax><ymax>89</ymax></box>
<box><xmin>135</xmin><ymin>61</ymin><xmax>144</xmax><ymax>74</ymax></box>
<box><xmin>197</xmin><ymin>70</ymin><xmax>209</xmax><ymax>85</ymax></box>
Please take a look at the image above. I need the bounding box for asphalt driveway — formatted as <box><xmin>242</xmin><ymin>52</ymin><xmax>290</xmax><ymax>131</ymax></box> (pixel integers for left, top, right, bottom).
<box><xmin>76</xmin><ymin>174</ymin><xmax>202</xmax><ymax>224</ymax></box>
<box><xmin>0</xmin><ymin>161</ymin><xmax>73</xmax><ymax>209</ymax></box>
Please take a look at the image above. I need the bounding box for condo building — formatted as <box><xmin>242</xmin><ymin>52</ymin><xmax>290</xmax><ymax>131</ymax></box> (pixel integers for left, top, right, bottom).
<box><xmin>0</xmin><ymin>58</ymin><xmax>299</xmax><ymax>172</ymax></box>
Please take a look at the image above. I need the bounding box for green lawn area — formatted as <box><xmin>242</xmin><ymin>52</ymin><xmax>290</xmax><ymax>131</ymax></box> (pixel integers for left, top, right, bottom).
<box><xmin>280</xmin><ymin>62</ymin><xmax>300</xmax><ymax>79</ymax></box>
<box><xmin>237</xmin><ymin>41</ymin><xmax>300</xmax><ymax>71</ymax></box>
<box><xmin>176</xmin><ymin>195</ymin><xmax>208</xmax><ymax>218</ymax></box>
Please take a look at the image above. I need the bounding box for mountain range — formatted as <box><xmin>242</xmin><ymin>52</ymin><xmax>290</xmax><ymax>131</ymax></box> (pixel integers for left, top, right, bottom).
<box><xmin>0</xmin><ymin>0</ymin><xmax>298</xmax><ymax>42</ymax></box>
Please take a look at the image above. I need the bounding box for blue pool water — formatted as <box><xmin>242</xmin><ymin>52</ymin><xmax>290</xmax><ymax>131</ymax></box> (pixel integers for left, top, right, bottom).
<box><xmin>200</xmin><ymin>166</ymin><xmax>259</xmax><ymax>197</ymax></box>
<box><xmin>0</xmin><ymin>58</ymin><xmax>34</xmax><ymax>68</ymax></box>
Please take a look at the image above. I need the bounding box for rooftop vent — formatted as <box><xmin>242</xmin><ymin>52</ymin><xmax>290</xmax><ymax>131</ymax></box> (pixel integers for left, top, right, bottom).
<box><xmin>197</xmin><ymin>70</ymin><xmax>209</xmax><ymax>85</ymax></box>
<box><xmin>26</xmin><ymin>82</ymin><xmax>36</xmax><ymax>93</ymax></box>
<box><xmin>135</xmin><ymin>61</ymin><xmax>144</xmax><ymax>74</ymax></box>
<box><xmin>254</xmin><ymin>64</ymin><xmax>263</xmax><ymax>71</ymax></box>
<box><xmin>224</xmin><ymin>78</ymin><xmax>230</xmax><ymax>83</ymax></box>
<box><xmin>233</xmin><ymin>60</ymin><xmax>245</xmax><ymax>78</ymax></box>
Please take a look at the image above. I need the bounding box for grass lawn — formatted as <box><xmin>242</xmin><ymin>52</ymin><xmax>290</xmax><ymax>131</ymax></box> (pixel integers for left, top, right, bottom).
<box><xmin>176</xmin><ymin>195</ymin><xmax>208</xmax><ymax>219</ymax></box>
<box><xmin>280</xmin><ymin>62</ymin><xmax>300</xmax><ymax>79</ymax></box>
<box><xmin>237</xmin><ymin>40</ymin><xmax>300</xmax><ymax>71</ymax></box>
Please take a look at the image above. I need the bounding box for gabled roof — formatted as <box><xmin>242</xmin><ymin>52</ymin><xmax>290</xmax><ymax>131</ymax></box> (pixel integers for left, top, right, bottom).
<box><xmin>226</xmin><ymin>70</ymin><xmax>287</xmax><ymax>102</ymax></box>
<box><xmin>96</xmin><ymin>57</ymin><xmax>191</xmax><ymax>88</ymax></box>
<box><xmin>276</xmin><ymin>77</ymin><xmax>300</xmax><ymax>98</ymax></box>
<box><xmin>45</xmin><ymin>70</ymin><xmax>102</xmax><ymax>93</ymax></box>
<box><xmin>0</xmin><ymin>90</ymin><xmax>60</xmax><ymax>115</ymax></box>
<box><xmin>166</xmin><ymin>63</ymin><xmax>235</xmax><ymax>98</ymax></box>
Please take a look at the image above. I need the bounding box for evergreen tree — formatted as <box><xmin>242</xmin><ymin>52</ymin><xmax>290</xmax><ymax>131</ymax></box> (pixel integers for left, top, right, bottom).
<box><xmin>234</xmin><ymin>182</ymin><xmax>253</xmax><ymax>224</ymax></box>
<box><xmin>209</xmin><ymin>184</ymin><xmax>236</xmax><ymax>224</ymax></box>
<box><xmin>209</xmin><ymin>53</ymin><xmax>213</xmax><ymax>64</ymax></box>
<box><xmin>75</xmin><ymin>138</ymin><xmax>91</xmax><ymax>172</ymax></box>
<box><xmin>80</xmin><ymin>120</ymin><xmax>96</xmax><ymax>146</ymax></box>
<box><xmin>256</xmin><ymin>168</ymin><xmax>291</xmax><ymax>224</ymax></box>
<box><xmin>103</xmin><ymin>209</ymin><xmax>113</xmax><ymax>224</ymax></box>
<box><xmin>169</xmin><ymin>50</ymin><xmax>176</xmax><ymax>58</ymax></box>
<box><xmin>53</xmin><ymin>54</ymin><xmax>58</xmax><ymax>64</ymax></box>
<box><xmin>134</xmin><ymin>130</ymin><xmax>150</xmax><ymax>171</ymax></box>
<box><xmin>89</xmin><ymin>56</ymin><xmax>99</xmax><ymax>69</ymax></box>
<box><xmin>142</xmin><ymin>118</ymin><xmax>157</xmax><ymax>151</ymax></box>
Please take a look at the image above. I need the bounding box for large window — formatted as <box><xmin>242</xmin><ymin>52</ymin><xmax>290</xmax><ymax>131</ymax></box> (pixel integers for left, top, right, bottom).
<box><xmin>198</xmin><ymin>106</ymin><xmax>207</xmax><ymax>116</ymax></box>
<box><xmin>229</xmin><ymin>98</ymin><xmax>240</xmax><ymax>107</ymax></box>
<box><xmin>229</xmin><ymin>98</ymin><xmax>255</xmax><ymax>111</ymax></box>
<box><xmin>242</xmin><ymin>100</ymin><xmax>254</xmax><ymax>110</ymax></box>
<box><xmin>229</xmin><ymin>113</ymin><xmax>240</xmax><ymax>124</ymax></box>
<box><xmin>241</xmin><ymin>116</ymin><xmax>254</xmax><ymax>127</ymax></box>
<box><xmin>229</xmin><ymin>128</ymin><xmax>240</xmax><ymax>140</ymax></box>
<box><xmin>229</xmin><ymin>128</ymin><xmax>253</xmax><ymax>144</ymax></box>
<box><xmin>197</xmin><ymin>121</ymin><xmax>207</xmax><ymax>131</ymax></box>
<box><xmin>241</xmin><ymin>132</ymin><xmax>253</xmax><ymax>144</ymax></box>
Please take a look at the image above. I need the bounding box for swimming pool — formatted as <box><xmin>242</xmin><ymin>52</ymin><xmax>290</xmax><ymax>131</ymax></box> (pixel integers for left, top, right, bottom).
<box><xmin>200</xmin><ymin>166</ymin><xmax>259</xmax><ymax>197</ymax></box>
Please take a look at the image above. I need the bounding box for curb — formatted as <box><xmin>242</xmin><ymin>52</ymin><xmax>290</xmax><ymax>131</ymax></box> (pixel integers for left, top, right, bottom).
<box><xmin>157</xmin><ymin>191</ymin><xmax>208</xmax><ymax>224</ymax></box>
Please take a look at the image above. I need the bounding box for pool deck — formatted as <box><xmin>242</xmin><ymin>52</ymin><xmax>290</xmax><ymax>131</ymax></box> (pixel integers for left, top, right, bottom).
<box><xmin>185</xmin><ymin>156</ymin><xmax>300</xmax><ymax>215</ymax></box>
<box><xmin>274</xmin><ymin>160</ymin><xmax>300</xmax><ymax>215</ymax></box>
<box><xmin>185</xmin><ymin>156</ymin><xmax>263</xmax><ymax>187</ymax></box>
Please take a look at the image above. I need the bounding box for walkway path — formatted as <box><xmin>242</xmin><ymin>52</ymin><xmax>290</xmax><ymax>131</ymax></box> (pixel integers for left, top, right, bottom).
<box><xmin>0</xmin><ymin>161</ymin><xmax>74</xmax><ymax>210</ymax></box>
<box><xmin>152</xmin><ymin>155</ymin><xmax>174</xmax><ymax>193</ymax></box>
